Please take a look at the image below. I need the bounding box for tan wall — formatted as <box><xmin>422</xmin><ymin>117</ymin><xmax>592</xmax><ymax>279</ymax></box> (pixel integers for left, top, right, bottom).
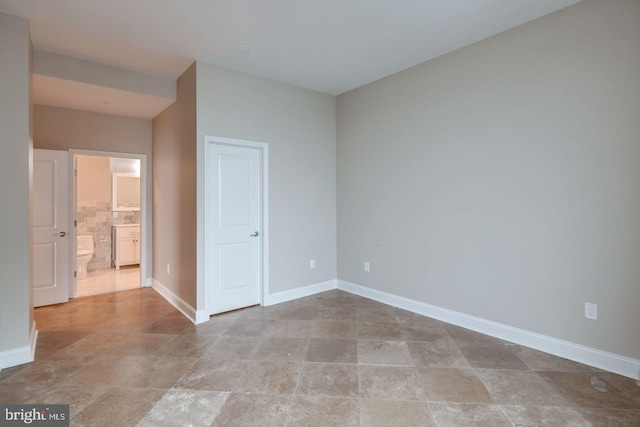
<box><xmin>33</xmin><ymin>105</ymin><xmax>153</xmax><ymax>280</ymax></box>
<box><xmin>76</xmin><ymin>155</ymin><xmax>110</xmax><ymax>202</ymax></box>
<box><xmin>152</xmin><ymin>63</ymin><xmax>197</xmax><ymax>306</ymax></box>
<box><xmin>0</xmin><ymin>12</ymin><xmax>32</xmax><ymax>364</ymax></box>
<box><xmin>196</xmin><ymin>63</ymin><xmax>337</xmax><ymax>302</ymax></box>
<box><xmin>337</xmin><ymin>0</ymin><xmax>640</xmax><ymax>359</ymax></box>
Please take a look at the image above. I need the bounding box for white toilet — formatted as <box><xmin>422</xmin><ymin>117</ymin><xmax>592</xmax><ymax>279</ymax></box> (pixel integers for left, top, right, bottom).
<box><xmin>77</xmin><ymin>235</ymin><xmax>94</xmax><ymax>280</ymax></box>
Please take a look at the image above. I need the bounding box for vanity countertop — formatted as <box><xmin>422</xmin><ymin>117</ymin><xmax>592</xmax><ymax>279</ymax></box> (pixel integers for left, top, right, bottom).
<box><xmin>112</xmin><ymin>223</ymin><xmax>140</xmax><ymax>228</ymax></box>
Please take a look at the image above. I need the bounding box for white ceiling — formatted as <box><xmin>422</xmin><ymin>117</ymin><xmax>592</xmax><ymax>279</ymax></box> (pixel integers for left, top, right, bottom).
<box><xmin>33</xmin><ymin>75</ymin><xmax>175</xmax><ymax>119</ymax></box>
<box><xmin>2</xmin><ymin>0</ymin><xmax>581</xmax><ymax>100</ymax></box>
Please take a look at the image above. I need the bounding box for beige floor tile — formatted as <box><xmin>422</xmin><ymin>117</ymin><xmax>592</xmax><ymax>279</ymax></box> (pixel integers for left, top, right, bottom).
<box><xmin>63</xmin><ymin>354</ymin><xmax>145</xmax><ymax>386</ymax></box>
<box><xmin>11</xmin><ymin>287</ymin><xmax>631</xmax><ymax>426</ymax></box>
<box><xmin>204</xmin><ymin>335</ymin><xmax>263</xmax><ymax>361</ymax></box>
<box><xmin>360</xmin><ymin>399</ymin><xmax>436</xmax><ymax>427</ymax></box>
<box><xmin>317</xmin><ymin>307</ymin><xmax>356</xmax><ymax>321</ymax></box>
<box><xmin>162</xmin><ymin>333</ymin><xmax>219</xmax><ymax>358</ymax></box>
<box><xmin>400</xmin><ymin>324</ymin><xmax>453</xmax><ymax>342</ymax></box>
<box><xmin>267</xmin><ymin>319</ymin><xmax>315</xmax><ymax>338</ymax></box>
<box><xmin>296</xmin><ymin>363</ymin><xmax>359</xmax><ymax>398</ymax></box>
<box><xmin>193</xmin><ymin>318</ymin><xmax>235</xmax><ymax>336</ymax></box>
<box><xmin>251</xmin><ymin>337</ymin><xmax>310</xmax><ymax>362</ymax></box>
<box><xmin>76</xmin><ymin>266</ymin><xmax>140</xmax><ymax>298</ymax></box>
<box><xmin>456</xmin><ymin>342</ymin><xmax>530</xmax><ymax>370</ymax></box>
<box><xmin>212</xmin><ymin>393</ymin><xmax>291</xmax><ymax>427</ymax></box>
<box><xmin>72</xmin><ymin>387</ymin><xmax>166</xmax><ymax>427</ymax></box>
<box><xmin>141</xmin><ymin>316</ymin><xmax>195</xmax><ymax>334</ymax></box>
<box><xmin>235</xmin><ymin>360</ymin><xmax>301</xmax><ymax>395</ymax></box>
<box><xmin>538</xmin><ymin>371</ymin><xmax>639</xmax><ymax>409</ymax></box>
<box><xmin>356</xmin><ymin>307</ymin><xmax>398</xmax><ymax>323</ymax></box>
<box><xmin>575</xmin><ymin>407</ymin><xmax>640</xmax><ymax>426</ymax></box>
<box><xmin>275</xmin><ymin>304</ymin><xmax>320</xmax><ymax>320</ymax></box>
<box><xmin>356</xmin><ymin>322</ymin><xmax>404</xmax><ymax>341</ymax></box>
<box><xmin>224</xmin><ymin>319</ymin><xmax>276</xmax><ymax>336</ymax></box>
<box><xmin>418</xmin><ymin>367</ymin><xmax>492</xmax><ymax>403</ymax></box>
<box><xmin>1</xmin><ymin>353</ymin><xmax>93</xmax><ymax>384</ymax></box>
<box><xmin>407</xmin><ymin>341</ymin><xmax>471</xmax><ymax>368</ymax></box>
<box><xmin>33</xmin><ymin>384</ymin><xmax>108</xmax><ymax>419</ymax></box>
<box><xmin>359</xmin><ymin>365</ymin><xmax>425</xmax><ymax>400</ymax></box>
<box><xmin>138</xmin><ymin>390</ymin><xmax>229</xmax><ymax>427</ymax></box>
<box><xmin>357</xmin><ymin>340</ymin><xmax>414</xmax><ymax>366</ymax></box>
<box><xmin>500</xmin><ymin>405</ymin><xmax>589</xmax><ymax>426</ymax></box>
<box><xmin>312</xmin><ymin>321</ymin><xmax>357</xmax><ymax>339</ymax></box>
<box><xmin>173</xmin><ymin>359</ymin><xmax>245</xmax><ymax>392</ymax></box>
<box><xmin>115</xmin><ymin>355</ymin><xmax>198</xmax><ymax>389</ymax></box>
<box><xmin>305</xmin><ymin>338</ymin><xmax>358</xmax><ymax>363</ymax></box>
<box><xmin>443</xmin><ymin>324</ymin><xmax>507</xmax><ymax>345</ymax></box>
<box><xmin>513</xmin><ymin>345</ymin><xmax>600</xmax><ymax>372</ymax></box>
<box><xmin>33</xmin><ymin>331</ymin><xmax>92</xmax><ymax>356</ymax></box>
<box><xmin>476</xmin><ymin>369</ymin><xmax>568</xmax><ymax>406</ymax></box>
<box><xmin>0</xmin><ymin>382</ymin><xmax>51</xmax><ymax>404</ymax></box>
<box><xmin>429</xmin><ymin>403</ymin><xmax>512</xmax><ymax>427</ymax></box>
<box><xmin>285</xmin><ymin>396</ymin><xmax>359</xmax><ymax>427</ymax></box>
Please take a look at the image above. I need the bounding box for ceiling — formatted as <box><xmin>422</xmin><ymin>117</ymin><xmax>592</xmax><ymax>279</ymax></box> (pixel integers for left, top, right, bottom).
<box><xmin>1</xmin><ymin>0</ymin><xmax>581</xmax><ymax>113</ymax></box>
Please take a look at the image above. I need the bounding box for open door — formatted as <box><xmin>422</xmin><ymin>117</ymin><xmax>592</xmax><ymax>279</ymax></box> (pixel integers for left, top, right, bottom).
<box><xmin>33</xmin><ymin>149</ymin><xmax>70</xmax><ymax>307</ymax></box>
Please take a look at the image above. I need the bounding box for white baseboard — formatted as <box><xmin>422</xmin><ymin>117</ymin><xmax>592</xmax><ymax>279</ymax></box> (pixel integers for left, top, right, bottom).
<box><xmin>338</xmin><ymin>280</ymin><xmax>640</xmax><ymax>380</ymax></box>
<box><xmin>0</xmin><ymin>321</ymin><xmax>37</xmax><ymax>370</ymax></box>
<box><xmin>266</xmin><ymin>279</ymin><xmax>338</xmax><ymax>306</ymax></box>
<box><xmin>152</xmin><ymin>279</ymin><xmax>204</xmax><ymax>325</ymax></box>
<box><xmin>144</xmin><ymin>277</ymin><xmax>153</xmax><ymax>287</ymax></box>
<box><xmin>30</xmin><ymin>321</ymin><xmax>38</xmax><ymax>361</ymax></box>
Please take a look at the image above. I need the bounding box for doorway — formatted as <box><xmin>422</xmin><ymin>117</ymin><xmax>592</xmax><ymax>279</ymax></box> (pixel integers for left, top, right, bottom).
<box><xmin>70</xmin><ymin>150</ymin><xmax>148</xmax><ymax>298</ymax></box>
<box><xmin>203</xmin><ymin>136</ymin><xmax>269</xmax><ymax>316</ymax></box>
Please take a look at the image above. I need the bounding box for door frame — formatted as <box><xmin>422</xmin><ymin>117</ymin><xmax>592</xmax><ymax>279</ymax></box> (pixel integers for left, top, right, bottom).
<box><xmin>69</xmin><ymin>149</ymin><xmax>148</xmax><ymax>297</ymax></box>
<box><xmin>200</xmin><ymin>136</ymin><xmax>269</xmax><ymax>320</ymax></box>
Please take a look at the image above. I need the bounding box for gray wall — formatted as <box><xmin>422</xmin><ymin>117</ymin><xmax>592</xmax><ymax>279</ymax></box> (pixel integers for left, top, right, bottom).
<box><xmin>152</xmin><ymin>63</ymin><xmax>197</xmax><ymax>306</ymax></box>
<box><xmin>0</xmin><ymin>13</ymin><xmax>32</xmax><ymax>363</ymax></box>
<box><xmin>195</xmin><ymin>63</ymin><xmax>337</xmax><ymax>300</ymax></box>
<box><xmin>33</xmin><ymin>105</ymin><xmax>153</xmax><ymax>280</ymax></box>
<box><xmin>337</xmin><ymin>0</ymin><xmax>640</xmax><ymax>360</ymax></box>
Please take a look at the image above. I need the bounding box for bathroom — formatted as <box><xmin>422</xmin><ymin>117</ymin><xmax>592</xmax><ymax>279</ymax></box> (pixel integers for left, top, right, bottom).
<box><xmin>76</xmin><ymin>154</ymin><xmax>141</xmax><ymax>297</ymax></box>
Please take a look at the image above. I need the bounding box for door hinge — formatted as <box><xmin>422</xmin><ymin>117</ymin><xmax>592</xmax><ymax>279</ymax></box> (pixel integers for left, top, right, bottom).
<box><xmin>73</xmin><ymin>271</ymin><xmax>77</xmax><ymax>278</ymax></box>
<box><xmin>74</xmin><ymin>220</ymin><xmax>77</xmax><ymax>227</ymax></box>
<box><xmin>74</xmin><ymin>169</ymin><xmax>77</xmax><ymax>177</ymax></box>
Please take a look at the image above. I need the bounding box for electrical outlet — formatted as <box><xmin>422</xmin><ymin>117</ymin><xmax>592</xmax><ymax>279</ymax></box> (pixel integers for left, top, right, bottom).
<box><xmin>585</xmin><ymin>302</ymin><xmax>598</xmax><ymax>320</ymax></box>
<box><xmin>167</xmin><ymin>264</ymin><xmax>171</xmax><ymax>274</ymax></box>
<box><xmin>310</xmin><ymin>259</ymin><xmax>316</xmax><ymax>269</ymax></box>
<box><xmin>364</xmin><ymin>261</ymin><xmax>370</xmax><ymax>272</ymax></box>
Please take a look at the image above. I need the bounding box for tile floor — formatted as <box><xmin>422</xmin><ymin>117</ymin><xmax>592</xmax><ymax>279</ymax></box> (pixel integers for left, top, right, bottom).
<box><xmin>1</xmin><ymin>288</ymin><xmax>639</xmax><ymax>426</ymax></box>
<box><xmin>75</xmin><ymin>266</ymin><xmax>140</xmax><ymax>297</ymax></box>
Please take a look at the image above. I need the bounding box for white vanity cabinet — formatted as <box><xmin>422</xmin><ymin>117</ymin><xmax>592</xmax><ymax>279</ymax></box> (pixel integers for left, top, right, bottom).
<box><xmin>112</xmin><ymin>225</ymin><xmax>140</xmax><ymax>270</ymax></box>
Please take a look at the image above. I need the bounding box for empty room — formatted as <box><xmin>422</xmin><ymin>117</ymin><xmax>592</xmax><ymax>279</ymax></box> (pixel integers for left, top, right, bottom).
<box><xmin>0</xmin><ymin>0</ymin><xmax>639</xmax><ymax>426</ymax></box>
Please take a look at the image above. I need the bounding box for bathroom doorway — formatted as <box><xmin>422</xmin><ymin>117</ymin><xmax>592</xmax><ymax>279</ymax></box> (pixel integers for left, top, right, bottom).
<box><xmin>70</xmin><ymin>150</ymin><xmax>148</xmax><ymax>298</ymax></box>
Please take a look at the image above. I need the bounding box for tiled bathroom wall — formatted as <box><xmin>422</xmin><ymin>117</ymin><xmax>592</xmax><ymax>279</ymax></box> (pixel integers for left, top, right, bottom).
<box><xmin>77</xmin><ymin>201</ymin><xmax>140</xmax><ymax>271</ymax></box>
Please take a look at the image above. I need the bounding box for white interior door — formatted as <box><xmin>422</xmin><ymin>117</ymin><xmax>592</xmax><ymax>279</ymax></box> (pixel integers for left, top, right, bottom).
<box><xmin>33</xmin><ymin>149</ymin><xmax>70</xmax><ymax>307</ymax></box>
<box><xmin>206</xmin><ymin>143</ymin><xmax>262</xmax><ymax>314</ymax></box>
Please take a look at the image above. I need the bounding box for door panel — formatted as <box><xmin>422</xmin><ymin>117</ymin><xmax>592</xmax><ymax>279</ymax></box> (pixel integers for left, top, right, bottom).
<box><xmin>206</xmin><ymin>143</ymin><xmax>262</xmax><ymax>315</ymax></box>
<box><xmin>33</xmin><ymin>149</ymin><xmax>69</xmax><ymax>307</ymax></box>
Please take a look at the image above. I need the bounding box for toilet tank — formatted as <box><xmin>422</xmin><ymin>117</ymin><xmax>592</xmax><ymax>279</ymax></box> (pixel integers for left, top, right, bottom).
<box><xmin>77</xmin><ymin>235</ymin><xmax>94</xmax><ymax>252</ymax></box>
